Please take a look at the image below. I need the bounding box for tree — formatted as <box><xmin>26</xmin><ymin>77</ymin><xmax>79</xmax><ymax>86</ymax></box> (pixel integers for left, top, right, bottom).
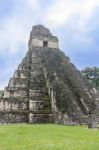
<box><xmin>81</xmin><ymin>67</ymin><xmax>99</xmax><ymax>89</ymax></box>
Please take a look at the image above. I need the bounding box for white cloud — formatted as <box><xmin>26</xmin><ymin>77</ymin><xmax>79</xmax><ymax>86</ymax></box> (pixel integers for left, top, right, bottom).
<box><xmin>0</xmin><ymin>20</ymin><xmax>28</xmax><ymax>54</ymax></box>
<box><xmin>27</xmin><ymin>0</ymin><xmax>39</xmax><ymax>8</ymax></box>
<box><xmin>45</xmin><ymin>0</ymin><xmax>99</xmax><ymax>29</ymax></box>
<box><xmin>0</xmin><ymin>0</ymin><xmax>40</xmax><ymax>54</ymax></box>
<box><xmin>43</xmin><ymin>0</ymin><xmax>99</xmax><ymax>55</ymax></box>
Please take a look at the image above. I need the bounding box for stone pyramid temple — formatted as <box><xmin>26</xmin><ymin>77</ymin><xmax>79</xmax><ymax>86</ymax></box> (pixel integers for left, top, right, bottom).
<box><xmin>0</xmin><ymin>25</ymin><xmax>97</xmax><ymax>124</ymax></box>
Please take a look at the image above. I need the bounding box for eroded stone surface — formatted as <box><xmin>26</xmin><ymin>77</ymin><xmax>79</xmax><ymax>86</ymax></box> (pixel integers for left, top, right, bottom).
<box><xmin>0</xmin><ymin>25</ymin><xmax>97</xmax><ymax>124</ymax></box>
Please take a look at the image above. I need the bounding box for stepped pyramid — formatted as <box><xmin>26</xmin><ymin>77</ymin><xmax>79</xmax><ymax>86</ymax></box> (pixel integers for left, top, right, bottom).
<box><xmin>0</xmin><ymin>25</ymin><xmax>96</xmax><ymax>124</ymax></box>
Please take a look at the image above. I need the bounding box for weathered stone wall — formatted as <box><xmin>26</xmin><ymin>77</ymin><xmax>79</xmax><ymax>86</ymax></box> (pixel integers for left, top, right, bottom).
<box><xmin>0</xmin><ymin>98</ymin><xmax>28</xmax><ymax>123</ymax></box>
<box><xmin>0</xmin><ymin>112</ymin><xmax>28</xmax><ymax>123</ymax></box>
<box><xmin>29</xmin><ymin>113</ymin><xmax>53</xmax><ymax>123</ymax></box>
<box><xmin>0</xmin><ymin>25</ymin><xmax>98</xmax><ymax>124</ymax></box>
<box><xmin>28</xmin><ymin>48</ymin><xmax>53</xmax><ymax>123</ymax></box>
<box><xmin>30</xmin><ymin>38</ymin><xmax>59</xmax><ymax>49</ymax></box>
<box><xmin>29</xmin><ymin>25</ymin><xmax>59</xmax><ymax>49</ymax></box>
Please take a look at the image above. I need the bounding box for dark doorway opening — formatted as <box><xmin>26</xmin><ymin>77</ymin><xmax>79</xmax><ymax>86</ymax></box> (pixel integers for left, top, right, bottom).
<box><xmin>43</xmin><ymin>41</ymin><xmax>48</xmax><ymax>47</ymax></box>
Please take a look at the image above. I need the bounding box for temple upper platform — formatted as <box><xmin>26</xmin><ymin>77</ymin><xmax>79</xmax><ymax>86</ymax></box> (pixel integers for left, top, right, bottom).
<box><xmin>28</xmin><ymin>25</ymin><xmax>59</xmax><ymax>49</ymax></box>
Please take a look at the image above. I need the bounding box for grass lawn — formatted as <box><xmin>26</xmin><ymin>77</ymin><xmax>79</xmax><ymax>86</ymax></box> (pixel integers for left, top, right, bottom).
<box><xmin>0</xmin><ymin>124</ymin><xmax>99</xmax><ymax>150</ymax></box>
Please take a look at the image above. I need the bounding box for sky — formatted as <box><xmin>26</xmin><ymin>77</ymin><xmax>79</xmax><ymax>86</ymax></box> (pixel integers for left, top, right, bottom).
<box><xmin>0</xmin><ymin>0</ymin><xmax>99</xmax><ymax>90</ymax></box>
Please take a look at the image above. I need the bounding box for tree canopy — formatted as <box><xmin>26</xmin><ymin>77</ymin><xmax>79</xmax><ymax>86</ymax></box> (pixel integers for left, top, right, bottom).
<box><xmin>81</xmin><ymin>67</ymin><xmax>99</xmax><ymax>89</ymax></box>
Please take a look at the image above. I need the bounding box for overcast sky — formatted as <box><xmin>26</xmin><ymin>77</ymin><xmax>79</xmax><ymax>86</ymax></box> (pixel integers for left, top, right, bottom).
<box><xmin>0</xmin><ymin>0</ymin><xmax>99</xmax><ymax>89</ymax></box>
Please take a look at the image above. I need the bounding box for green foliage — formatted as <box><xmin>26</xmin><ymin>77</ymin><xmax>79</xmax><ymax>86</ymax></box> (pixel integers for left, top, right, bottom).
<box><xmin>0</xmin><ymin>124</ymin><xmax>99</xmax><ymax>150</ymax></box>
<box><xmin>0</xmin><ymin>90</ymin><xmax>4</xmax><ymax>98</ymax></box>
<box><xmin>42</xmin><ymin>95</ymin><xmax>51</xmax><ymax>111</ymax></box>
<box><xmin>81</xmin><ymin>67</ymin><xmax>99</xmax><ymax>89</ymax></box>
<box><xmin>43</xmin><ymin>95</ymin><xmax>50</xmax><ymax>101</ymax></box>
<box><xmin>53</xmin><ymin>80</ymin><xmax>73</xmax><ymax>113</ymax></box>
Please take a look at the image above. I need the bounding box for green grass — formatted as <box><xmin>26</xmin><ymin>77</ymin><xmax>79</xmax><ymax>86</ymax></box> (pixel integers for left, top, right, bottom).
<box><xmin>0</xmin><ymin>124</ymin><xmax>99</xmax><ymax>150</ymax></box>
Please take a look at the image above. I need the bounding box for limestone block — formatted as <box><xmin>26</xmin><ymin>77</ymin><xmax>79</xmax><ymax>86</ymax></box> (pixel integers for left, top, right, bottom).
<box><xmin>0</xmin><ymin>99</ymin><xmax>4</xmax><ymax>111</ymax></box>
<box><xmin>31</xmin><ymin>39</ymin><xmax>43</xmax><ymax>47</ymax></box>
<box><xmin>30</xmin><ymin>71</ymin><xmax>42</xmax><ymax>77</ymax></box>
<box><xmin>29</xmin><ymin>113</ymin><xmax>34</xmax><ymax>123</ymax></box>
<box><xmin>29</xmin><ymin>113</ymin><xmax>53</xmax><ymax>123</ymax></box>
<box><xmin>19</xmin><ymin>102</ymin><xmax>28</xmax><ymax>110</ymax></box>
<box><xmin>9</xmin><ymin>78</ymin><xmax>14</xmax><ymax>87</ymax></box>
<box><xmin>29</xmin><ymin>89</ymin><xmax>43</xmax><ymax>97</ymax></box>
<box><xmin>12</xmin><ymin>90</ymin><xmax>28</xmax><ymax>97</ymax></box>
<box><xmin>29</xmin><ymin>100</ymin><xmax>44</xmax><ymax>111</ymax></box>
<box><xmin>48</xmin><ymin>41</ymin><xmax>59</xmax><ymax>48</ymax></box>
<box><xmin>3</xmin><ymin>88</ymin><xmax>10</xmax><ymax>98</ymax></box>
<box><xmin>12</xmin><ymin>102</ymin><xmax>18</xmax><ymax>110</ymax></box>
<box><xmin>30</xmin><ymin>38</ymin><xmax>59</xmax><ymax>49</ymax></box>
<box><xmin>88</xmin><ymin>114</ymin><xmax>97</xmax><ymax>128</ymax></box>
<box><xmin>13</xmin><ymin>78</ymin><xmax>29</xmax><ymax>88</ymax></box>
<box><xmin>5</xmin><ymin>101</ymin><xmax>11</xmax><ymax>110</ymax></box>
<box><xmin>20</xmin><ymin>73</ymin><xmax>27</xmax><ymax>78</ymax></box>
<box><xmin>0</xmin><ymin>112</ymin><xmax>28</xmax><ymax>123</ymax></box>
<box><xmin>13</xmin><ymin>71</ymin><xmax>19</xmax><ymax>78</ymax></box>
<box><xmin>51</xmin><ymin>89</ymin><xmax>57</xmax><ymax>111</ymax></box>
<box><xmin>8</xmin><ymin>78</ymin><xmax>29</xmax><ymax>88</ymax></box>
<box><xmin>32</xmin><ymin>53</ymin><xmax>36</xmax><ymax>58</ymax></box>
<box><xmin>63</xmin><ymin>113</ymin><xmax>69</xmax><ymax>124</ymax></box>
<box><xmin>18</xmin><ymin>64</ymin><xmax>23</xmax><ymax>70</ymax></box>
<box><xmin>29</xmin><ymin>101</ymin><xmax>37</xmax><ymax>111</ymax></box>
